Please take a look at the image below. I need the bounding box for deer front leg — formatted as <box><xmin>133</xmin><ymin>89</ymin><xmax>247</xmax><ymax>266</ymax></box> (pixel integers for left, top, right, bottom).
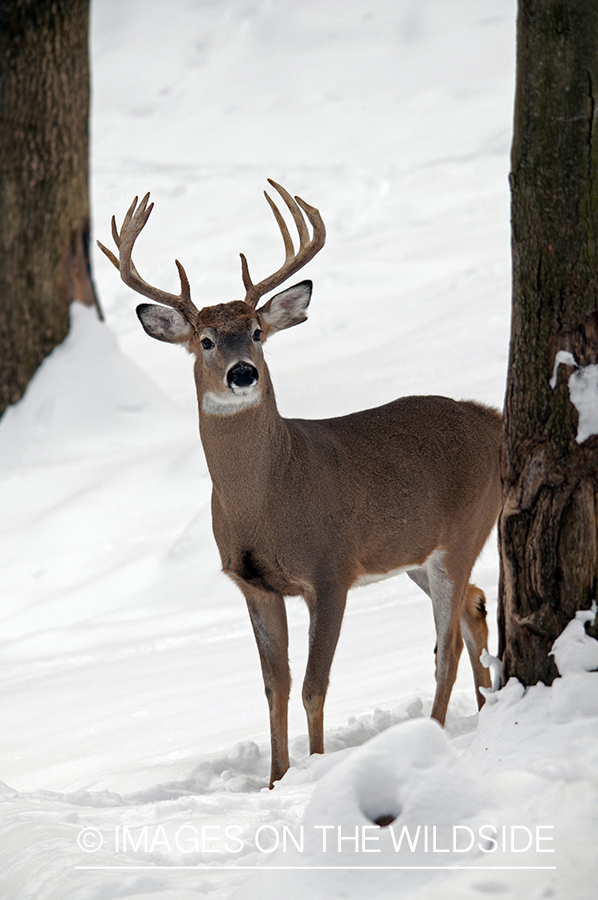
<box><xmin>302</xmin><ymin>587</ymin><xmax>348</xmax><ymax>756</ymax></box>
<box><xmin>244</xmin><ymin>589</ymin><xmax>290</xmax><ymax>788</ymax></box>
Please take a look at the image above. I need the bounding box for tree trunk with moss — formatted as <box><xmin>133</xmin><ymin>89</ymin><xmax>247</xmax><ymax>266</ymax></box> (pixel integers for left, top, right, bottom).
<box><xmin>499</xmin><ymin>0</ymin><xmax>598</xmax><ymax>685</ymax></box>
<box><xmin>0</xmin><ymin>0</ymin><xmax>100</xmax><ymax>417</ymax></box>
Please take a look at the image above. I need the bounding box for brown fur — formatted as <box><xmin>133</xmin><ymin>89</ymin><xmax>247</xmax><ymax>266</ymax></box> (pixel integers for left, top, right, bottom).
<box><xmin>100</xmin><ymin>188</ymin><xmax>502</xmax><ymax>789</ymax></box>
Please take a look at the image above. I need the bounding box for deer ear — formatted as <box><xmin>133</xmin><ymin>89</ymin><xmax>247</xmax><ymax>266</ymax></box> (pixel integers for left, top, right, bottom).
<box><xmin>136</xmin><ymin>303</ymin><xmax>193</xmax><ymax>344</ymax></box>
<box><xmin>257</xmin><ymin>280</ymin><xmax>312</xmax><ymax>335</ymax></box>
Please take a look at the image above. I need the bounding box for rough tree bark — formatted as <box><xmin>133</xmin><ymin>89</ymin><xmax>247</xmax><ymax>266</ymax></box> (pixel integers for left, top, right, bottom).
<box><xmin>499</xmin><ymin>0</ymin><xmax>598</xmax><ymax>686</ymax></box>
<box><xmin>0</xmin><ymin>0</ymin><xmax>100</xmax><ymax>418</ymax></box>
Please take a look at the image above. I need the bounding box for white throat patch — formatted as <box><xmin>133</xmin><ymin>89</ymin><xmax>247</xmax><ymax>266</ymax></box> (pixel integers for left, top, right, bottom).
<box><xmin>202</xmin><ymin>387</ymin><xmax>262</xmax><ymax>417</ymax></box>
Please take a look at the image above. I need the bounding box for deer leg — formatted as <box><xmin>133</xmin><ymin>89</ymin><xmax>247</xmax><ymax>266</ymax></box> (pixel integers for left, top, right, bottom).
<box><xmin>407</xmin><ymin>566</ymin><xmax>439</xmax><ymax>662</ymax></box>
<box><xmin>302</xmin><ymin>588</ymin><xmax>347</xmax><ymax>756</ymax></box>
<box><xmin>244</xmin><ymin>589</ymin><xmax>290</xmax><ymax>788</ymax></box>
<box><xmin>424</xmin><ymin>553</ymin><xmax>465</xmax><ymax>726</ymax></box>
<box><xmin>410</xmin><ymin>564</ymin><xmax>489</xmax><ymax>719</ymax></box>
<box><xmin>461</xmin><ymin>584</ymin><xmax>492</xmax><ymax>709</ymax></box>
<box><xmin>407</xmin><ymin>566</ymin><xmax>431</xmax><ymax>595</ymax></box>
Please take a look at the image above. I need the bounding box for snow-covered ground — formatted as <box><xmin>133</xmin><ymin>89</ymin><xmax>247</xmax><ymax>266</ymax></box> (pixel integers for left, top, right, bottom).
<box><xmin>1</xmin><ymin>1</ymin><xmax>596</xmax><ymax>897</ymax></box>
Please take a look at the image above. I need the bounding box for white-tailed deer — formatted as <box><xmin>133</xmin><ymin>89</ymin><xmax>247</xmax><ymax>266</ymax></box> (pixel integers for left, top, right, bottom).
<box><xmin>99</xmin><ymin>181</ymin><xmax>502</xmax><ymax>788</ymax></box>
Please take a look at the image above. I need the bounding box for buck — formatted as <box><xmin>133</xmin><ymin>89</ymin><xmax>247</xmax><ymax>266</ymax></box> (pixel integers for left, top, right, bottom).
<box><xmin>98</xmin><ymin>181</ymin><xmax>502</xmax><ymax>788</ymax></box>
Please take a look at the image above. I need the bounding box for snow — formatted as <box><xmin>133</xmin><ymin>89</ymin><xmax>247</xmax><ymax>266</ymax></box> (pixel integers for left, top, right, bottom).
<box><xmin>1</xmin><ymin>0</ymin><xmax>596</xmax><ymax>898</ymax></box>
<box><xmin>549</xmin><ymin>350</ymin><xmax>577</xmax><ymax>389</ymax></box>
<box><xmin>550</xmin><ymin>603</ymin><xmax>598</xmax><ymax>677</ymax></box>
<box><xmin>568</xmin><ymin>364</ymin><xmax>598</xmax><ymax>443</ymax></box>
<box><xmin>550</xmin><ymin>350</ymin><xmax>598</xmax><ymax>443</ymax></box>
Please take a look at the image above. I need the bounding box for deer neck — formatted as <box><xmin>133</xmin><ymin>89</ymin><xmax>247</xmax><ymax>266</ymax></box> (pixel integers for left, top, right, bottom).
<box><xmin>198</xmin><ymin>371</ymin><xmax>290</xmax><ymax>512</ymax></box>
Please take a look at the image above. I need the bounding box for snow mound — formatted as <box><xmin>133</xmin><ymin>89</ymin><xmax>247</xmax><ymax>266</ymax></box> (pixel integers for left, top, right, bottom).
<box><xmin>0</xmin><ymin>303</ymin><xmax>190</xmax><ymax>472</ymax></box>
<box><xmin>236</xmin><ymin>613</ymin><xmax>598</xmax><ymax>900</ymax></box>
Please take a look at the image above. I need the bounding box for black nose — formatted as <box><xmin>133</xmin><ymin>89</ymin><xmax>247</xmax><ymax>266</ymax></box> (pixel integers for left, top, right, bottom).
<box><xmin>227</xmin><ymin>362</ymin><xmax>259</xmax><ymax>389</ymax></box>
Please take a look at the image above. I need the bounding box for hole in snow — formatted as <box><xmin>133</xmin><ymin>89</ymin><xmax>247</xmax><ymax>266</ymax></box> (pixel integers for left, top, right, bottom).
<box><xmin>359</xmin><ymin>782</ymin><xmax>402</xmax><ymax>827</ymax></box>
<box><xmin>372</xmin><ymin>812</ymin><xmax>398</xmax><ymax>827</ymax></box>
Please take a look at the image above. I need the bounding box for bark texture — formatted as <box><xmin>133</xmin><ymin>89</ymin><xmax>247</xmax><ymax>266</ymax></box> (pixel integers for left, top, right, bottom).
<box><xmin>0</xmin><ymin>0</ymin><xmax>100</xmax><ymax>417</ymax></box>
<box><xmin>499</xmin><ymin>0</ymin><xmax>598</xmax><ymax>685</ymax></box>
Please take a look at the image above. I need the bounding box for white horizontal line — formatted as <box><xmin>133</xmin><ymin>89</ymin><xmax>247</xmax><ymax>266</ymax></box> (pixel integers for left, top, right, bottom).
<box><xmin>75</xmin><ymin>865</ymin><xmax>557</xmax><ymax>871</ymax></box>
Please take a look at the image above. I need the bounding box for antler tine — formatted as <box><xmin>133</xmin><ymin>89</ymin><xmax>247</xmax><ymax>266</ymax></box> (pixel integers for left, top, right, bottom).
<box><xmin>264</xmin><ymin>191</ymin><xmax>295</xmax><ymax>263</ymax></box>
<box><xmin>268</xmin><ymin>179</ymin><xmax>311</xmax><ymax>248</ymax></box>
<box><xmin>241</xmin><ymin>180</ymin><xmax>326</xmax><ymax>309</ymax></box>
<box><xmin>97</xmin><ymin>193</ymin><xmax>200</xmax><ymax>326</ymax></box>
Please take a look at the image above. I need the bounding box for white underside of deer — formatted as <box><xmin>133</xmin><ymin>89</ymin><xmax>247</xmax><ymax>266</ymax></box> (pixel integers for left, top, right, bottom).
<box><xmin>99</xmin><ymin>181</ymin><xmax>502</xmax><ymax>788</ymax></box>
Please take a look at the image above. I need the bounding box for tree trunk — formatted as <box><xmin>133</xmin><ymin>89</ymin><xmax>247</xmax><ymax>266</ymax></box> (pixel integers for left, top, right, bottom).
<box><xmin>499</xmin><ymin>0</ymin><xmax>598</xmax><ymax>686</ymax></box>
<box><xmin>0</xmin><ymin>0</ymin><xmax>100</xmax><ymax>417</ymax></box>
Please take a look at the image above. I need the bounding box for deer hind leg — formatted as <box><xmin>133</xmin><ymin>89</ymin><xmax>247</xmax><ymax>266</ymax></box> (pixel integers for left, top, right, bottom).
<box><xmin>302</xmin><ymin>587</ymin><xmax>348</xmax><ymax>757</ymax></box>
<box><xmin>422</xmin><ymin>551</ymin><xmax>467</xmax><ymax>726</ymax></box>
<box><xmin>461</xmin><ymin>584</ymin><xmax>491</xmax><ymax>709</ymax></box>
<box><xmin>244</xmin><ymin>589</ymin><xmax>290</xmax><ymax>788</ymax></box>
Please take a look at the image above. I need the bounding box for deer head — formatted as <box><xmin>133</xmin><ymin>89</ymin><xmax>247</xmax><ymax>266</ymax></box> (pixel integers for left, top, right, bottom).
<box><xmin>97</xmin><ymin>180</ymin><xmax>325</xmax><ymax>417</ymax></box>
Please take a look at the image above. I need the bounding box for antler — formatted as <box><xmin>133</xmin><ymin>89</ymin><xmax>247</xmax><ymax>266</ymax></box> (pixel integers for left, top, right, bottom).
<box><xmin>97</xmin><ymin>193</ymin><xmax>200</xmax><ymax>327</ymax></box>
<box><xmin>241</xmin><ymin>179</ymin><xmax>326</xmax><ymax>309</ymax></box>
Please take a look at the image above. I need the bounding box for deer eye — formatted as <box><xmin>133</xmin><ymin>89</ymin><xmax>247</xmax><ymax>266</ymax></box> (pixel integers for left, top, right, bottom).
<box><xmin>252</xmin><ymin>329</ymin><xmax>263</xmax><ymax>343</ymax></box>
<box><xmin>201</xmin><ymin>337</ymin><xmax>215</xmax><ymax>350</ymax></box>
